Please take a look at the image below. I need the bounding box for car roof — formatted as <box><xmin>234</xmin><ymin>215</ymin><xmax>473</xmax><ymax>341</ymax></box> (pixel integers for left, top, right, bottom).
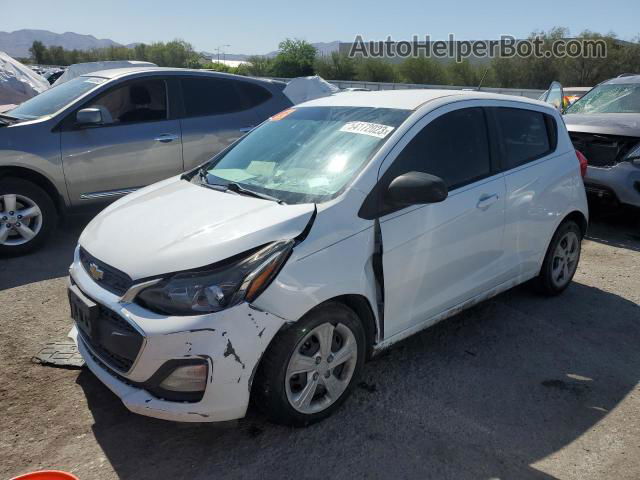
<box><xmin>604</xmin><ymin>74</ymin><xmax>640</xmax><ymax>85</ymax></box>
<box><xmin>299</xmin><ymin>89</ymin><xmax>553</xmax><ymax>111</ymax></box>
<box><xmin>81</xmin><ymin>67</ymin><xmax>285</xmax><ymax>86</ymax></box>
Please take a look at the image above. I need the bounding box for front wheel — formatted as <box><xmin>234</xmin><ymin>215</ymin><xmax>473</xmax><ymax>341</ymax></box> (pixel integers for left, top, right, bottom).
<box><xmin>533</xmin><ymin>220</ymin><xmax>582</xmax><ymax>295</ymax></box>
<box><xmin>0</xmin><ymin>178</ymin><xmax>57</xmax><ymax>255</ymax></box>
<box><xmin>254</xmin><ymin>302</ymin><xmax>366</xmax><ymax>426</ymax></box>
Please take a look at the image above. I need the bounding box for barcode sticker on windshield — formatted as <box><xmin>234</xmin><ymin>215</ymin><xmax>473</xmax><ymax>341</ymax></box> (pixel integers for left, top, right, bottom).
<box><xmin>340</xmin><ymin>122</ymin><xmax>395</xmax><ymax>139</ymax></box>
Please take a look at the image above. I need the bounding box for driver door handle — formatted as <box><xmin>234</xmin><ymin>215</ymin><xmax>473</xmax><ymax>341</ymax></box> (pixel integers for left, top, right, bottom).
<box><xmin>476</xmin><ymin>193</ymin><xmax>499</xmax><ymax>210</ymax></box>
<box><xmin>154</xmin><ymin>133</ymin><xmax>179</xmax><ymax>143</ymax></box>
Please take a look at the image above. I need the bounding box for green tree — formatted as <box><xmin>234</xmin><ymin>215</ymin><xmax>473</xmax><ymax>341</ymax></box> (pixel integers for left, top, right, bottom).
<box><xmin>236</xmin><ymin>55</ymin><xmax>273</xmax><ymax>76</ymax></box>
<box><xmin>29</xmin><ymin>41</ymin><xmax>47</xmax><ymax>64</ymax></box>
<box><xmin>314</xmin><ymin>52</ymin><xmax>356</xmax><ymax>80</ymax></box>
<box><xmin>398</xmin><ymin>57</ymin><xmax>447</xmax><ymax>84</ymax></box>
<box><xmin>271</xmin><ymin>39</ymin><xmax>317</xmax><ymax>77</ymax></box>
<box><xmin>355</xmin><ymin>58</ymin><xmax>397</xmax><ymax>82</ymax></box>
<box><xmin>447</xmin><ymin>60</ymin><xmax>481</xmax><ymax>86</ymax></box>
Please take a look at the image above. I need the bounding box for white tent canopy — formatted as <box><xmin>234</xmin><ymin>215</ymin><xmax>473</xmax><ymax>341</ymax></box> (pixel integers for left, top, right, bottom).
<box><xmin>52</xmin><ymin>60</ymin><xmax>157</xmax><ymax>86</ymax></box>
<box><xmin>283</xmin><ymin>75</ymin><xmax>339</xmax><ymax>105</ymax></box>
<box><xmin>0</xmin><ymin>51</ymin><xmax>49</xmax><ymax>106</ymax></box>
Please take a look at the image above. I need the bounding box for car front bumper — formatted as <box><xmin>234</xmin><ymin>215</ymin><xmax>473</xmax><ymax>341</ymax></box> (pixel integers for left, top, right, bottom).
<box><xmin>68</xmin><ymin>248</ymin><xmax>287</xmax><ymax>422</ymax></box>
<box><xmin>585</xmin><ymin>162</ymin><xmax>640</xmax><ymax>208</ymax></box>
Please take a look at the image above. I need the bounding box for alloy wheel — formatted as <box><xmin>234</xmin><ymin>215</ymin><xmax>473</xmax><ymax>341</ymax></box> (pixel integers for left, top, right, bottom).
<box><xmin>0</xmin><ymin>194</ymin><xmax>43</xmax><ymax>246</ymax></box>
<box><xmin>285</xmin><ymin>322</ymin><xmax>358</xmax><ymax>414</ymax></box>
<box><xmin>551</xmin><ymin>231</ymin><xmax>580</xmax><ymax>288</ymax></box>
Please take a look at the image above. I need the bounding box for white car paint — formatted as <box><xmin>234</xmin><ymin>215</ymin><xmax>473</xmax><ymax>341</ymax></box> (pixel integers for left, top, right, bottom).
<box><xmin>70</xmin><ymin>89</ymin><xmax>588</xmax><ymax>422</ymax></box>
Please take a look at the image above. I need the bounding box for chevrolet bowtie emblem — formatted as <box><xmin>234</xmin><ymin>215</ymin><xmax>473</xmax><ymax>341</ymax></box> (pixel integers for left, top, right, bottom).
<box><xmin>89</xmin><ymin>262</ymin><xmax>104</xmax><ymax>281</ymax></box>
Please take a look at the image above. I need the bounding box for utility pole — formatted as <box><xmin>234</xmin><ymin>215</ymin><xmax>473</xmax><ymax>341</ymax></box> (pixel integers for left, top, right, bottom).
<box><xmin>215</xmin><ymin>44</ymin><xmax>231</xmax><ymax>64</ymax></box>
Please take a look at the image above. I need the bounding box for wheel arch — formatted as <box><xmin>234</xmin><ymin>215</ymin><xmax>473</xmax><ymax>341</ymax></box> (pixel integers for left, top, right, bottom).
<box><xmin>0</xmin><ymin>166</ymin><xmax>66</xmax><ymax>214</ymax></box>
<box><xmin>564</xmin><ymin>210</ymin><xmax>588</xmax><ymax>237</ymax></box>
<box><xmin>304</xmin><ymin>294</ymin><xmax>378</xmax><ymax>360</ymax></box>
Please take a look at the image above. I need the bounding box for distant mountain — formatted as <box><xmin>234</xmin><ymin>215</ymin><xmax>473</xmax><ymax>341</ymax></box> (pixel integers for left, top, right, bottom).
<box><xmin>201</xmin><ymin>41</ymin><xmax>342</xmax><ymax>62</ymax></box>
<box><xmin>0</xmin><ymin>29</ymin><xmax>121</xmax><ymax>58</ymax></box>
<box><xmin>1</xmin><ymin>29</ymin><xmax>343</xmax><ymax>62</ymax></box>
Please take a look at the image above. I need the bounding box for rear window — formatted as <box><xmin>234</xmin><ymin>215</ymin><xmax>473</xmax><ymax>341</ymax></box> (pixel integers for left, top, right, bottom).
<box><xmin>493</xmin><ymin>108</ymin><xmax>555</xmax><ymax>169</ymax></box>
<box><xmin>236</xmin><ymin>82</ymin><xmax>272</xmax><ymax>108</ymax></box>
<box><xmin>181</xmin><ymin>77</ymin><xmax>246</xmax><ymax>117</ymax></box>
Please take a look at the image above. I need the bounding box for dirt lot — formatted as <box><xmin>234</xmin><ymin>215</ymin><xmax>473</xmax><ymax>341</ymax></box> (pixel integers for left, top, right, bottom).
<box><xmin>1</xmin><ymin>209</ymin><xmax>639</xmax><ymax>480</ymax></box>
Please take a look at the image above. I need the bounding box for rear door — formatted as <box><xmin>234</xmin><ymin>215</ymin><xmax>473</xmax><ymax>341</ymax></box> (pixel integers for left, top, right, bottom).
<box><xmin>378</xmin><ymin>104</ymin><xmax>507</xmax><ymax>338</ymax></box>
<box><xmin>179</xmin><ymin>76</ymin><xmax>263</xmax><ymax>170</ymax></box>
<box><xmin>60</xmin><ymin>77</ymin><xmax>183</xmax><ymax>205</ymax></box>
<box><xmin>489</xmin><ymin>105</ymin><xmax>562</xmax><ymax>279</ymax></box>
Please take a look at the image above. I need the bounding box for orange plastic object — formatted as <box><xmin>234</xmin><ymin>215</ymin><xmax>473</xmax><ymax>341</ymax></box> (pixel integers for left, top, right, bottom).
<box><xmin>11</xmin><ymin>471</ymin><xmax>79</xmax><ymax>480</ymax></box>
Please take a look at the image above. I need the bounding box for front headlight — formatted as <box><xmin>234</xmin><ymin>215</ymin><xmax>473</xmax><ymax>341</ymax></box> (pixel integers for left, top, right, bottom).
<box><xmin>136</xmin><ymin>240</ymin><xmax>294</xmax><ymax>315</ymax></box>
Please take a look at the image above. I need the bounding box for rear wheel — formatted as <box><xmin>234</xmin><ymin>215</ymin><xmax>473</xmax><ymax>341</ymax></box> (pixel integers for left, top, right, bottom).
<box><xmin>254</xmin><ymin>302</ymin><xmax>365</xmax><ymax>426</ymax></box>
<box><xmin>0</xmin><ymin>178</ymin><xmax>57</xmax><ymax>255</ymax></box>
<box><xmin>533</xmin><ymin>220</ymin><xmax>582</xmax><ymax>295</ymax></box>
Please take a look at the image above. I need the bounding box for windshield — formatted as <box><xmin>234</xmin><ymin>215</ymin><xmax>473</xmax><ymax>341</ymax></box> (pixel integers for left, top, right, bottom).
<box><xmin>8</xmin><ymin>76</ymin><xmax>106</xmax><ymax>120</ymax></box>
<box><xmin>565</xmin><ymin>83</ymin><xmax>640</xmax><ymax>114</ymax></box>
<box><xmin>203</xmin><ymin>106</ymin><xmax>411</xmax><ymax>204</ymax></box>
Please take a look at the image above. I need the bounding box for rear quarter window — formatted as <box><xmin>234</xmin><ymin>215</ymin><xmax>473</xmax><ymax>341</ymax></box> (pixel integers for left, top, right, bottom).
<box><xmin>493</xmin><ymin>107</ymin><xmax>557</xmax><ymax>170</ymax></box>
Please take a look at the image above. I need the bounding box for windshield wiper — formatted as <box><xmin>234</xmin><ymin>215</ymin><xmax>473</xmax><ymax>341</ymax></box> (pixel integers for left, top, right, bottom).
<box><xmin>0</xmin><ymin>113</ymin><xmax>19</xmax><ymax>124</ymax></box>
<box><xmin>202</xmin><ymin>181</ymin><xmax>285</xmax><ymax>204</ymax></box>
<box><xmin>226</xmin><ymin>182</ymin><xmax>286</xmax><ymax>204</ymax></box>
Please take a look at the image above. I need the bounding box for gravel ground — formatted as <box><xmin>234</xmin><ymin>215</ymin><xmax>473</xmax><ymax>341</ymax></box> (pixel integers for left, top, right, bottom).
<box><xmin>1</xmin><ymin>209</ymin><xmax>639</xmax><ymax>480</ymax></box>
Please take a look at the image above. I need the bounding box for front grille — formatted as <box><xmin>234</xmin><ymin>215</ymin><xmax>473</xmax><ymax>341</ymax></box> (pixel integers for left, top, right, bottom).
<box><xmin>79</xmin><ymin>247</ymin><xmax>133</xmax><ymax>296</ymax></box>
<box><xmin>76</xmin><ymin>292</ymin><xmax>144</xmax><ymax>373</ymax></box>
<box><xmin>569</xmin><ymin>132</ymin><xmax>639</xmax><ymax>168</ymax></box>
<box><xmin>84</xmin><ymin>332</ymin><xmax>137</xmax><ymax>372</ymax></box>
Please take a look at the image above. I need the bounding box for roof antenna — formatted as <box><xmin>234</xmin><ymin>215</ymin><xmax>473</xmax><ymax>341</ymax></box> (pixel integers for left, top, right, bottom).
<box><xmin>477</xmin><ymin>67</ymin><xmax>489</xmax><ymax>91</ymax></box>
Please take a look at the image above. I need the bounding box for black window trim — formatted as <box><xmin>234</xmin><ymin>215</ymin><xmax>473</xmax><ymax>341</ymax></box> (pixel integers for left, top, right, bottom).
<box><xmin>359</xmin><ymin>105</ymin><xmax>497</xmax><ymax>220</ymax></box>
<box><xmin>488</xmin><ymin>106</ymin><xmax>558</xmax><ymax>173</ymax></box>
<box><xmin>55</xmin><ymin>76</ymin><xmax>172</xmax><ymax>132</ymax></box>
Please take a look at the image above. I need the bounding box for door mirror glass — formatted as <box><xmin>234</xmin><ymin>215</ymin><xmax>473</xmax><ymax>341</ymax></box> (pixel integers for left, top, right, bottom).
<box><xmin>386</xmin><ymin>171</ymin><xmax>448</xmax><ymax>206</ymax></box>
<box><xmin>76</xmin><ymin>108</ymin><xmax>103</xmax><ymax>125</ymax></box>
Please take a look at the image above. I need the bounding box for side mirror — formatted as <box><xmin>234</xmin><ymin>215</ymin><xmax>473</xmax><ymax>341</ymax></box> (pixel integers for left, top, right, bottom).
<box><xmin>76</xmin><ymin>108</ymin><xmax>103</xmax><ymax>126</ymax></box>
<box><xmin>386</xmin><ymin>171</ymin><xmax>448</xmax><ymax>206</ymax></box>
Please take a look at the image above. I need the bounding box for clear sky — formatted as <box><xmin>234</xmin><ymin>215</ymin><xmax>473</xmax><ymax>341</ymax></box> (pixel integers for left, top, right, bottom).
<box><xmin>2</xmin><ymin>0</ymin><xmax>638</xmax><ymax>54</ymax></box>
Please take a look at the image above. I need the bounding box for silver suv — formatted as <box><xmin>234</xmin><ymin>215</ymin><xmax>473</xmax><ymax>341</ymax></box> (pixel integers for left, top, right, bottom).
<box><xmin>0</xmin><ymin>68</ymin><xmax>292</xmax><ymax>254</ymax></box>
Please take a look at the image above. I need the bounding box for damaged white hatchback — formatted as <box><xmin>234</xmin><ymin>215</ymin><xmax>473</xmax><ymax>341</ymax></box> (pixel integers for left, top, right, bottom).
<box><xmin>68</xmin><ymin>90</ymin><xmax>588</xmax><ymax>426</ymax></box>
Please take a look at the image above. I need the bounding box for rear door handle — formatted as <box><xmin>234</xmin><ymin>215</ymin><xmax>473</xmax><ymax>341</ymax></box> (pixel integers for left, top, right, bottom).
<box><xmin>154</xmin><ymin>133</ymin><xmax>179</xmax><ymax>143</ymax></box>
<box><xmin>239</xmin><ymin>126</ymin><xmax>254</xmax><ymax>133</ymax></box>
<box><xmin>476</xmin><ymin>193</ymin><xmax>499</xmax><ymax>210</ymax></box>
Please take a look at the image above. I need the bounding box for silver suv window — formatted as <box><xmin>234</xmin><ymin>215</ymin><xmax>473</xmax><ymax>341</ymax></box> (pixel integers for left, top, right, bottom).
<box><xmin>9</xmin><ymin>76</ymin><xmax>106</xmax><ymax>120</ymax></box>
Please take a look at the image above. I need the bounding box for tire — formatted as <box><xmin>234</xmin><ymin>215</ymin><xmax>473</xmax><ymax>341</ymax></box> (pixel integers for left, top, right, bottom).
<box><xmin>533</xmin><ymin>220</ymin><xmax>582</xmax><ymax>296</ymax></box>
<box><xmin>0</xmin><ymin>178</ymin><xmax>58</xmax><ymax>255</ymax></box>
<box><xmin>254</xmin><ymin>302</ymin><xmax>366</xmax><ymax>427</ymax></box>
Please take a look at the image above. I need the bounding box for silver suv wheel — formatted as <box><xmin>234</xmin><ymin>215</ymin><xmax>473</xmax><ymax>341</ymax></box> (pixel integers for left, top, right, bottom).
<box><xmin>0</xmin><ymin>193</ymin><xmax>43</xmax><ymax>246</ymax></box>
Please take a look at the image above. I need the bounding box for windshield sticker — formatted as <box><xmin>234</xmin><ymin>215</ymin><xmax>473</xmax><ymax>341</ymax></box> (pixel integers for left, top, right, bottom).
<box><xmin>270</xmin><ymin>108</ymin><xmax>295</xmax><ymax>121</ymax></box>
<box><xmin>339</xmin><ymin>121</ymin><xmax>395</xmax><ymax>139</ymax></box>
<box><xmin>247</xmin><ymin>161</ymin><xmax>275</xmax><ymax>177</ymax></box>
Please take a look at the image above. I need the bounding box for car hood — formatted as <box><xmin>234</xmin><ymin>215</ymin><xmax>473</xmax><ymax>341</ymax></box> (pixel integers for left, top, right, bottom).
<box><xmin>79</xmin><ymin>177</ymin><xmax>315</xmax><ymax>280</ymax></box>
<box><xmin>563</xmin><ymin>113</ymin><xmax>640</xmax><ymax>137</ymax></box>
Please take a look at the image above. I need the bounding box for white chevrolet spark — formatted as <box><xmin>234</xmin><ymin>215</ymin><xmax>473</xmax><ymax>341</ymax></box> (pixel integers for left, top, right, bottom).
<box><xmin>68</xmin><ymin>90</ymin><xmax>588</xmax><ymax>426</ymax></box>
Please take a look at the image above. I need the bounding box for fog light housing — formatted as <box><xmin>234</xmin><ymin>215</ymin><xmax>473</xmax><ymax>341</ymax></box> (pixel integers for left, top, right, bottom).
<box><xmin>159</xmin><ymin>363</ymin><xmax>208</xmax><ymax>392</ymax></box>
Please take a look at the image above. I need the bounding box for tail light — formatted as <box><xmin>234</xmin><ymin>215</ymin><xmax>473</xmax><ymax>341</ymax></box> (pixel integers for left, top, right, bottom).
<box><xmin>576</xmin><ymin>150</ymin><xmax>588</xmax><ymax>178</ymax></box>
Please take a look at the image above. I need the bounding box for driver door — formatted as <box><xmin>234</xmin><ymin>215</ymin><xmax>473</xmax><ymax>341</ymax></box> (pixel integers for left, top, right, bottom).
<box><xmin>378</xmin><ymin>105</ymin><xmax>507</xmax><ymax>338</ymax></box>
<box><xmin>60</xmin><ymin>77</ymin><xmax>183</xmax><ymax>205</ymax></box>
